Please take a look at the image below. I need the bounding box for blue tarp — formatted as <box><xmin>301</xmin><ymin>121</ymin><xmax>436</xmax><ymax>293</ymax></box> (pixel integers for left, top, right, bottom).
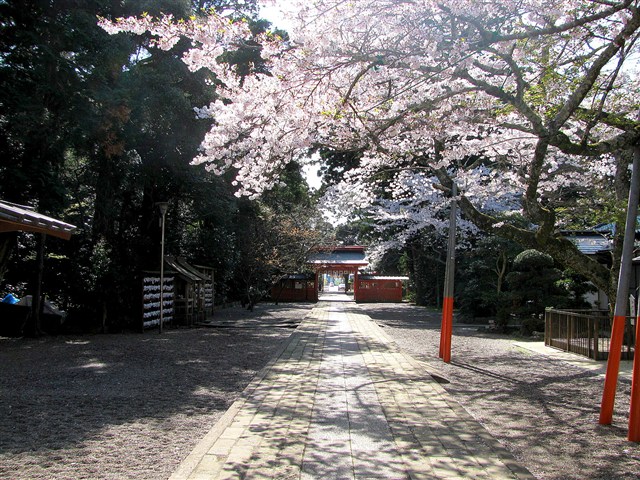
<box><xmin>1</xmin><ymin>293</ymin><xmax>19</xmax><ymax>304</ymax></box>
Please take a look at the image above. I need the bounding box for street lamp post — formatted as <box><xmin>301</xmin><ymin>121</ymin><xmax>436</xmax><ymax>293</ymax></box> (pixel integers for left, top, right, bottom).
<box><xmin>156</xmin><ymin>202</ymin><xmax>169</xmax><ymax>334</ymax></box>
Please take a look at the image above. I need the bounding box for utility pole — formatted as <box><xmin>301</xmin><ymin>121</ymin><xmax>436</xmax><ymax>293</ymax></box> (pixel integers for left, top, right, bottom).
<box><xmin>439</xmin><ymin>182</ymin><xmax>457</xmax><ymax>363</ymax></box>
<box><xmin>600</xmin><ymin>147</ymin><xmax>640</xmax><ymax>429</ymax></box>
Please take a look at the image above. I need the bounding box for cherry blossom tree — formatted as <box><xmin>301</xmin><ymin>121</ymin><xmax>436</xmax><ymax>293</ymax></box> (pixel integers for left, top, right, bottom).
<box><xmin>100</xmin><ymin>0</ymin><xmax>640</xmax><ymax>298</ymax></box>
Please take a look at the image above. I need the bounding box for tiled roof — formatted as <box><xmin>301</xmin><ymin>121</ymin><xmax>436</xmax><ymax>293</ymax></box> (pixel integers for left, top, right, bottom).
<box><xmin>308</xmin><ymin>248</ymin><xmax>368</xmax><ymax>266</ymax></box>
<box><xmin>565</xmin><ymin>234</ymin><xmax>612</xmax><ymax>255</ymax></box>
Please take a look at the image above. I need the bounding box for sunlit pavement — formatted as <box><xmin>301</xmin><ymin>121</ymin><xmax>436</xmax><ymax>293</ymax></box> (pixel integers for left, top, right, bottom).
<box><xmin>514</xmin><ymin>341</ymin><xmax>634</xmax><ymax>380</ymax></box>
<box><xmin>170</xmin><ymin>299</ymin><xmax>534</xmax><ymax>480</ymax></box>
<box><xmin>319</xmin><ymin>291</ymin><xmax>354</xmax><ymax>302</ymax></box>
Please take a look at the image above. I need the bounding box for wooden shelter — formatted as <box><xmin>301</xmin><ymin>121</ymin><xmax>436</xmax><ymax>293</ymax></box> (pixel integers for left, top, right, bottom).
<box><xmin>194</xmin><ymin>264</ymin><xmax>215</xmax><ymax>317</ymax></box>
<box><xmin>162</xmin><ymin>256</ymin><xmax>213</xmax><ymax>325</ymax></box>
<box><xmin>270</xmin><ymin>273</ymin><xmax>316</xmax><ymax>302</ymax></box>
<box><xmin>142</xmin><ymin>258</ymin><xmax>215</xmax><ymax>330</ymax></box>
<box><xmin>0</xmin><ymin>200</ymin><xmax>76</xmax><ymax>336</ymax></box>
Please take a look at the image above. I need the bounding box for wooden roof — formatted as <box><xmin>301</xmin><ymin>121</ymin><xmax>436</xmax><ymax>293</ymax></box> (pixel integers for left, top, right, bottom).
<box><xmin>359</xmin><ymin>275</ymin><xmax>409</xmax><ymax>281</ymax></box>
<box><xmin>0</xmin><ymin>200</ymin><xmax>76</xmax><ymax>240</ymax></box>
<box><xmin>164</xmin><ymin>256</ymin><xmax>210</xmax><ymax>283</ymax></box>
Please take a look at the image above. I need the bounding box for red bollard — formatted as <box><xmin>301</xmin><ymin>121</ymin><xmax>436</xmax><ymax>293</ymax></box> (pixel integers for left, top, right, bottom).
<box><xmin>442</xmin><ymin>296</ymin><xmax>454</xmax><ymax>363</ymax></box>
<box><xmin>628</xmin><ymin>313</ymin><xmax>640</xmax><ymax>441</ymax></box>
<box><xmin>600</xmin><ymin>316</ymin><xmax>626</xmax><ymax>425</ymax></box>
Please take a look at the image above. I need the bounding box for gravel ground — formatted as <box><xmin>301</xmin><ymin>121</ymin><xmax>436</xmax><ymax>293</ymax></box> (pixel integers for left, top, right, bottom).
<box><xmin>0</xmin><ymin>303</ymin><xmax>312</xmax><ymax>480</ymax></box>
<box><xmin>360</xmin><ymin>302</ymin><xmax>640</xmax><ymax>480</ymax></box>
<box><xmin>2</xmin><ymin>300</ymin><xmax>640</xmax><ymax>479</ymax></box>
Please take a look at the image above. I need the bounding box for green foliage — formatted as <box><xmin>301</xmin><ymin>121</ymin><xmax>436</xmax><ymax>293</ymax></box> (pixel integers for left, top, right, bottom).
<box><xmin>506</xmin><ymin>249</ymin><xmax>564</xmax><ymax>317</ymax></box>
<box><xmin>374</xmin><ymin>248</ymin><xmax>405</xmax><ymax>276</ymax></box>
<box><xmin>0</xmin><ymin>0</ymin><xmax>321</xmax><ymax>330</ymax></box>
<box><xmin>456</xmin><ymin>235</ymin><xmax>522</xmax><ymax>319</ymax></box>
<box><xmin>232</xmin><ymin>163</ymin><xmax>328</xmax><ymax>309</ymax></box>
<box><xmin>512</xmin><ymin>249</ymin><xmax>555</xmax><ymax>272</ymax></box>
<box><xmin>191</xmin><ymin>0</ymin><xmax>260</xmax><ymax>18</ymax></box>
<box><xmin>455</xmin><ymin>237</ymin><xmax>596</xmax><ymax>333</ymax></box>
<box><xmin>261</xmin><ymin>161</ymin><xmax>313</xmax><ymax>212</ymax></box>
<box><xmin>503</xmin><ymin>249</ymin><xmax>593</xmax><ymax>335</ymax></box>
<box><xmin>556</xmin><ymin>268</ymin><xmax>597</xmax><ymax>308</ymax></box>
<box><xmin>334</xmin><ymin>217</ymin><xmax>374</xmax><ymax>246</ymax></box>
<box><xmin>402</xmin><ymin>232</ymin><xmax>446</xmax><ymax>307</ymax></box>
<box><xmin>316</xmin><ymin>148</ymin><xmax>362</xmax><ymax>192</ymax></box>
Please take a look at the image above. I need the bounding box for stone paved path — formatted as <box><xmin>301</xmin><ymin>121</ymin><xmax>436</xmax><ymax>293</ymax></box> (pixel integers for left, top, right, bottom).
<box><xmin>170</xmin><ymin>300</ymin><xmax>534</xmax><ymax>479</ymax></box>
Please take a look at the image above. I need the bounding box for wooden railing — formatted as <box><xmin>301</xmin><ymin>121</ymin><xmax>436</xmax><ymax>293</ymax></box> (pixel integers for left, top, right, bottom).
<box><xmin>545</xmin><ymin>308</ymin><xmax>636</xmax><ymax>361</ymax></box>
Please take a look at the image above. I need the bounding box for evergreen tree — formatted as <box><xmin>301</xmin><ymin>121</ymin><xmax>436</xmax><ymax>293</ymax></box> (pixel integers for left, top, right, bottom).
<box><xmin>0</xmin><ymin>0</ymin><xmax>294</xmax><ymax>330</ymax></box>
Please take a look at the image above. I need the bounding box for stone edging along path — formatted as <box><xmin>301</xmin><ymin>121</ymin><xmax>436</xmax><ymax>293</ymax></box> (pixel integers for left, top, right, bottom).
<box><xmin>171</xmin><ymin>300</ymin><xmax>534</xmax><ymax>479</ymax></box>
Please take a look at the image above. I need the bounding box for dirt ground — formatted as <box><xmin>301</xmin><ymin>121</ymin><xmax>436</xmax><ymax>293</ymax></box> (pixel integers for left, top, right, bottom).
<box><xmin>1</xmin><ymin>300</ymin><xmax>639</xmax><ymax>479</ymax></box>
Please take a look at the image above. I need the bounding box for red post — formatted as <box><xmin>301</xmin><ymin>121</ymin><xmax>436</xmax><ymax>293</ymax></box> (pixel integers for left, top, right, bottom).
<box><xmin>442</xmin><ymin>296</ymin><xmax>454</xmax><ymax>363</ymax></box>
<box><xmin>439</xmin><ymin>304</ymin><xmax>445</xmax><ymax>358</ymax></box>
<box><xmin>439</xmin><ymin>303</ymin><xmax>446</xmax><ymax>358</ymax></box>
<box><xmin>600</xmin><ymin>315</ymin><xmax>627</xmax><ymax>424</ymax></box>
<box><xmin>629</xmin><ymin>311</ymin><xmax>640</xmax><ymax>441</ymax></box>
<box><xmin>354</xmin><ymin>269</ymin><xmax>359</xmax><ymax>302</ymax></box>
<box><xmin>599</xmin><ymin>146</ymin><xmax>640</xmax><ymax>425</ymax></box>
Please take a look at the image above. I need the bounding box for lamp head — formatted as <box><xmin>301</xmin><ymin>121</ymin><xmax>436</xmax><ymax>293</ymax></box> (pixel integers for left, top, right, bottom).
<box><xmin>155</xmin><ymin>202</ymin><xmax>169</xmax><ymax>216</ymax></box>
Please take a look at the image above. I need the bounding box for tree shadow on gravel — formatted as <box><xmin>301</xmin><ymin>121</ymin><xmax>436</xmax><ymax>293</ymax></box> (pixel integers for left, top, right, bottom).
<box><xmin>364</xmin><ymin>303</ymin><xmax>640</xmax><ymax>479</ymax></box>
<box><xmin>0</xmin><ymin>303</ymin><xmax>312</xmax><ymax>466</ymax></box>
<box><xmin>211</xmin><ymin>302</ymin><xmax>314</xmax><ymax>323</ymax></box>
<box><xmin>356</xmin><ymin>303</ymin><xmax>442</xmax><ymax>328</ymax></box>
<box><xmin>439</xmin><ymin>354</ymin><xmax>639</xmax><ymax>479</ymax></box>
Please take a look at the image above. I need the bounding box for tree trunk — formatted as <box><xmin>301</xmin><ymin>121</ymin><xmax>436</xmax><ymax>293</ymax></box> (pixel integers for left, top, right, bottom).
<box><xmin>25</xmin><ymin>233</ymin><xmax>46</xmax><ymax>337</ymax></box>
<box><xmin>0</xmin><ymin>233</ymin><xmax>17</xmax><ymax>284</ymax></box>
<box><xmin>410</xmin><ymin>241</ymin><xmax>427</xmax><ymax>305</ymax></box>
<box><xmin>607</xmin><ymin>149</ymin><xmax>634</xmax><ymax>308</ymax></box>
<box><xmin>496</xmin><ymin>250</ymin><xmax>507</xmax><ymax>294</ymax></box>
<box><xmin>273</xmin><ymin>278</ymin><xmax>287</xmax><ymax>305</ymax></box>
